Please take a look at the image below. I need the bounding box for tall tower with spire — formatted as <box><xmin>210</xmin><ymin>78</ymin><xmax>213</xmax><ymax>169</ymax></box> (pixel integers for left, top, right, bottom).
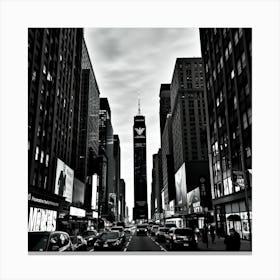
<box><xmin>133</xmin><ymin>97</ymin><xmax>148</xmax><ymax>221</ymax></box>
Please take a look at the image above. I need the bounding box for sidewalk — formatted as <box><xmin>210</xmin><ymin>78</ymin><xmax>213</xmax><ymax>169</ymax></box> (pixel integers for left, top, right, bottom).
<box><xmin>197</xmin><ymin>235</ymin><xmax>251</xmax><ymax>251</ymax></box>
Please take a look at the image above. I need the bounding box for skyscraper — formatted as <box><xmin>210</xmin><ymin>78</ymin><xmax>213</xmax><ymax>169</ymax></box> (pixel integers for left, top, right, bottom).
<box><xmin>28</xmin><ymin>28</ymin><xmax>83</xmax><ymax>231</ymax></box>
<box><xmin>200</xmin><ymin>28</ymin><xmax>252</xmax><ymax>240</ymax></box>
<box><xmin>159</xmin><ymin>83</ymin><xmax>171</xmax><ymax>137</ymax></box>
<box><xmin>170</xmin><ymin>57</ymin><xmax>212</xmax><ymax>226</ymax></box>
<box><xmin>133</xmin><ymin>100</ymin><xmax>148</xmax><ymax>220</ymax></box>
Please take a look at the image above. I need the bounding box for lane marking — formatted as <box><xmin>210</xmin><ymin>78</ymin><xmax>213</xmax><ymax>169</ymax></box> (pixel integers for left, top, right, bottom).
<box><xmin>123</xmin><ymin>234</ymin><xmax>133</xmax><ymax>251</ymax></box>
<box><xmin>148</xmin><ymin>235</ymin><xmax>167</xmax><ymax>252</ymax></box>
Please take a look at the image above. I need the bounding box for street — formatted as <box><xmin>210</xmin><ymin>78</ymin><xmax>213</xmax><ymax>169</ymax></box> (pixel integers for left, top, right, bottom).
<box><xmin>125</xmin><ymin>234</ymin><xmax>166</xmax><ymax>252</ymax></box>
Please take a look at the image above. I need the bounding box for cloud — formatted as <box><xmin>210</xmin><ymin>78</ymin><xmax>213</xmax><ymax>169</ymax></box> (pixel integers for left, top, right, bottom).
<box><xmin>84</xmin><ymin>28</ymin><xmax>201</xmax><ymax>216</ymax></box>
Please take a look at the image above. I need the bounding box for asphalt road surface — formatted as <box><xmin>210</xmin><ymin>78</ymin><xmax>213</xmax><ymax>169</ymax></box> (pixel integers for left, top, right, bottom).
<box><xmin>125</xmin><ymin>234</ymin><xmax>166</xmax><ymax>251</ymax></box>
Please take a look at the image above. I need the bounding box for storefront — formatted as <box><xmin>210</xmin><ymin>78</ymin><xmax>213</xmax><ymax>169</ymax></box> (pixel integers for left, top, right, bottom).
<box><xmin>215</xmin><ymin>198</ymin><xmax>252</xmax><ymax>239</ymax></box>
<box><xmin>28</xmin><ymin>186</ymin><xmax>63</xmax><ymax>232</ymax></box>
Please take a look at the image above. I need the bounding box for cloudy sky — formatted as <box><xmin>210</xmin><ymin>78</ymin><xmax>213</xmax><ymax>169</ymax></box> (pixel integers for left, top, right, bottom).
<box><xmin>84</xmin><ymin>28</ymin><xmax>201</xmax><ymax>219</ymax></box>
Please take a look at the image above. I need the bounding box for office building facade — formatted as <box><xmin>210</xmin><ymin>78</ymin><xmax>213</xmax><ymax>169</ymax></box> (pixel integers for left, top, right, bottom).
<box><xmin>133</xmin><ymin>111</ymin><xmax>148</xmax><ymax>220</ymax></box>
<box><xmin>170</xmin><ymin>57</ymin><xmax>212</xmax><ymax>227</ymax></box>
<box><xmin>200</xmin><ymin>28</ymin><xmax>252</xmax><ymax>239</ymax></box>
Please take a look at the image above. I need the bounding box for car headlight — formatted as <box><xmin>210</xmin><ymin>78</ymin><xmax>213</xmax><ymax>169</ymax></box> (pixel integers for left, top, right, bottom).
<box><xmin>88</xmin><ymin>237</ymin><xmax>93</xmax><ymax>241</ymax></box>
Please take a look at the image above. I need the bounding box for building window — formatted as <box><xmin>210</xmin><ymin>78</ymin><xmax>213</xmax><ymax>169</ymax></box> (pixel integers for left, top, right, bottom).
<box><xmin>241</xmin><ymin>52</ymin><xmax>246</xmax><ymax>69</ymax></box>
<box><xmin>40</xmin><ymin>150</ymin><xmax>44</xmax><ymax>163</ymax></box>
<box><xmin>243</xmin><ymin>113</ymin><xmax>248</xmax><ymax>129</ymax></box>
<box><xmin>35</xmin><ymin>146</ymin><xmax>39</xmax><ymax>160</ymax></box>
<box><xmin>32</xmin><ymin>71</ymin><xmax>37</xmax><ymax>81</ymax></box>
<box><xmin>234</xmin><ymin>31</ymin><xmax>239</xmax><ymax>45</ymax></box>
<box><xmin>37</xmin><ymin>125</ymin><xmax>41</xmax><ymax>137</ymax></box>
<box><xmin>228</xmin><ymin>41</ymin><xmax>232</xmax><ymax>54</ymax></box>
<box><xmin>40</xmin><ymin>84</ymin><xmax>45</xmax><ymax>95</ymax></box>
<box><xmin>245</xmin><ymin>84</ymin><xmax>250</xmax><ymax>95</ymax></box>
<box><xmin>47</xmin><ymin>72</ymin><xmax>52</xmax><ymax>81</ymax></box>
<box><xmin>216</xmin><ymin>97</ymin><xmax>220</xmax><ymax>107</ymax></box>
<box><xmin>234</xmin><ymin>96</ymin><xmax>237</xmax><ymax>109</ymax></box>
<box><xmin>219</xmin><ymin>90</ymin><xmax>223</xmax><ymax>102</ymax></box>
<box><xmin>247</xmin><ymin>108</ymin><xmax>252</xmax><ymax>125</ymax></box>
<box><xmin>245</xmin><ymin>147</ymin><xmax>251</xmax><ymax>158</ymax></box>
<box><xmin>220</xmin><ymin>56</ymin><xmax>224</xmax><ymax>68</ymax></box>
<box><xmin>237</xmin><ymin>60</ymin><xmax>242</xmax><ymax>75</ymax></box>
<box><xmin>231</xmin><ymin>69</ymin><xmax>235</xmax><ymax>79</ymax></box>
<box><xmin>238</xmin><ymin>28</ymin><xmax>243</xmax><ymax>37</ymax></box>
<box><xmin>225</xmin><ymin>48</ymin><xmax>229</xmax><ymax>61</ymax></box>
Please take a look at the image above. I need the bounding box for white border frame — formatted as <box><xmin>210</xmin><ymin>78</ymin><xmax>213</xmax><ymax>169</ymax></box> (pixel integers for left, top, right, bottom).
<box><xmin>1</xmin><ymin>1</ymin><xmax>280</xmax><ymax>280</ymax></box>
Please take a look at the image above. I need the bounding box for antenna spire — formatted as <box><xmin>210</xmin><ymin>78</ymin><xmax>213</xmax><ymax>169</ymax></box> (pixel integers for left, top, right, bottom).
<box><xmin>138</xmin><ymin>94</ymin><xmax>141</xmax><ymax>115</ymax></box>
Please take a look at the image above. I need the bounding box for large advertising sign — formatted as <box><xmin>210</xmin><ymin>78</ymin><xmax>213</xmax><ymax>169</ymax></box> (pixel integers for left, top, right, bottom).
<box><xmin>91</xmin><ymin>174</ymin><xmax>98</xmax><ymax>210</ymax></box>
<box><xmin>73</xmin><ymin>178</ymin><xmax>85</xmax><ymax>206</ymax></box>
<box><xmin>70</xmin><ymin>206</ymin><xmax>86</xmax><ymax>217</ymax></box>
<box><xmin>175</xmin><ymin>163</ymin><xmax>187</xmax><ymax>209</ymax></box>
<box><xmin>28</xmin><ymin>207</ymin><xmax>57</xmax><ymax>232</ymax></box>
<box><xmin>54</xmin><ymin>158</ymin><xmax>74</xmax><ymax>203</ymax></box>
<box><xmin>187</xmin><ymin>187</ymin><xmax>202</xmax><ymax>214</ymax></box>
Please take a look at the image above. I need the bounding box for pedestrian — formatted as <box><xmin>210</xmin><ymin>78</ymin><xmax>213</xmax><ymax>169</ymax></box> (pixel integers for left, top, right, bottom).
<box><xmin>202</xmin><ymin>225</ymin><xmax>209</xmax><ymax>248</ymax></box>
<box><xmin>194</xmin><ymin>227</ymin><xmax>200</xmax><ymax>240</ymax></box>
<box><xmin>210</xmin><ymin>225</ymin><xmax>216</xmax><ymax>244</ymax></box>
<box><xmin>224</xmin><ymin>228</ymin><xmax>241</xmax><ymax>251</ymax></box>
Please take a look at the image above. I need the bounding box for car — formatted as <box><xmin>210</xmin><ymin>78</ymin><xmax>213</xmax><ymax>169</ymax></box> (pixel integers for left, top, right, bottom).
<box><xmin>111</xmin><ymin>226</ymin><xmax>126</xmax><ymax>242</ymax></box>
<box><xmin>28</xmin><ymin>231</ymin><xmax>73</xmax><ymax>252</ymax></box>
<box><xmin>165</xmin><ymin>227</ymin><xmax>198</xmax><ymax>250</ymax></box>
<box><xmin>150</xmin><ymin>225</ymin><xmax>159</xmax><ymax>236</ymax></box>
<box><xmin>155</xmin><ymin>227</ymin><xmax>169</xmax><ymax>242</ymax></box>
<box><xmin>165</xmin><ymin>223</ymin><xmax>177</xmax><ymax>229</ymax></box>
<box><xmin>93</xmin><ymin>231</ymin><xmax>125</xmax><ymax>251</ymax></box>
<box><xmin>82</xmin><ymin>230</ymin><xmax>99</xmax><ymax>247</ymax></box>
<box><xmin>136</xmin><ymin>224</ymin><xmax>148</xmax><ymax>236</ymax></box>
<box><xmin>70</xmin><ymin>235</ymin><xmax>88</xmax><ymax>251</ymax></box>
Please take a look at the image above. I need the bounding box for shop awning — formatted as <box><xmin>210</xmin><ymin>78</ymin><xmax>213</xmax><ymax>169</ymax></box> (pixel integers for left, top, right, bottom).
<box><xmin>227</xmin><ymin>214</ymin><xmax>241</xmax><ymax>221</ymax></box>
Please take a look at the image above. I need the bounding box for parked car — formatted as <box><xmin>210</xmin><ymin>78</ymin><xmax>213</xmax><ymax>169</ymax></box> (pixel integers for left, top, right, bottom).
<box><xmin>150</xmin><ymin>225</ymin><xmax>159</xmax><ymax>236</ymax></box>
<box><xmin>136</xmin><ymin>224</ymin><xmax>149</xmax><ymax>236</ymax></box>
<box><xmin>70</xmin><ymin>235</ymin><xmax>88</xmax><ymax>251</ymax></box>
<box><xmin>155</xmin><ymin>227</ymin><xmax>169</xmax><ymax>242</ymax></box>
<box><xmin>82</xmin><ymin>230</ymin><xmax>99</xmax><ymax>247</ymax></box>
<box><xmin>93</xmin><ymin>231</ymin><xmax>125</xmax><ymax>251</ymax></box>
<box><xmin>165</xmin><ymin>223</ymin><xmax>177</xmax><ymax>229</ymax></box>
<box><xmin>165</xmin><ymin>227</ymin><xmax>198</xmax><ymax>250</ymax></box>
<box><xmin>28</xmin><ymin>231</ymin><xmax>73</xmax><ymax>252</ymax></box>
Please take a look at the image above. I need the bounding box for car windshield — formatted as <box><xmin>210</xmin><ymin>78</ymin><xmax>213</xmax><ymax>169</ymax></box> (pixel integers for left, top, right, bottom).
<box><xmin>83</xmin><ymin>231</ymin><xmax>96</xmax><ymax>236</ymax></box>
<box><xmin>137</xmin><ymin>225</ymin><xmax>147</xmax><ymax>229</ymax></box>
<box><xmin>100</xmin><ymin>232</ymin><xmax>119</xmax><ymax>240</ymax></box>
<box><xmin>28</xmin><ymin>232</ymin><xmax>49</xmax><ymax>251</ymax></box>
<box><xmin>166</xmin><ymin>224</ymin><xmax>176</xmax><ymax>228</ymax></box>
<box><xmin>175</xmin><ymin>229</ymin><xmax>193</xmax><ymax>235</ymax></box>
<box><xmin>159</xmin><ymin>228</ymin><xmax>169</xmax><ymax>232</ymax></box>
<box><xmin>111</xmin><ymin>227</ymin><xmax>123</xmax><ymax>232</ymax></box>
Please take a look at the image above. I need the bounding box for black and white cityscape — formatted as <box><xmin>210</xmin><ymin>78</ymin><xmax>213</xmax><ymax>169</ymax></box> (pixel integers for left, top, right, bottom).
<box><xmin>28</xmin><ymin>28</ymin><xmax>252</xmax><ymax>252</ymax></box>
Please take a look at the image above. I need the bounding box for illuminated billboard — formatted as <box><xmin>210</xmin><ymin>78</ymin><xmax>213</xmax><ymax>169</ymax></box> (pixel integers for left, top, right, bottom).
<box><xmin>54</xmin><ymin>158</ymin><xmax>74</xmax><ymax>203</ymax></box>
<box><xmin>28</xmin><ymin>207</ymin><xmax>57</xmax><ymax>232</ymax></box>
<box><xmin>175</xmin><ymin>163</ymin><xmax>187</xmax><ymax>209</ymax></box>
<box><xmin>73</xmin><ymin>178</ymin><xmax>85</xmax><ymax>206</ymax></box>
<box><xmin>91</xmin><ymin>174</ymin><xmax>98</xmax><ymax>210</ymax></box>
<box><xmin>187</xmin><ymin>187</ymin><xmax>202</xmax><ymax>214</ymax></box>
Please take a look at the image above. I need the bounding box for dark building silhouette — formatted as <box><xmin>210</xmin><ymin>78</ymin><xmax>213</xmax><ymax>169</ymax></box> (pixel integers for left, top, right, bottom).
<box><xmin>119</xmin><ymin>179</ymin><xmax>126</xmax><ymax>222</ymax></box>
<box><xmin>133</xmin><ymin>103</ymin><xmax>148</xmax><ymax>220</ymax></box>
<box><xmin>161</xmin><ymin>113</ymin><xmax>176</xmax><ymax>215</ymax></box>
<box><xmin>113</xmin><ymin>134</ymin><xmax>121</xmax><ymax>221</ymax></box>
<box><xmin>170</xmin><ymin>57</ymin><xmax>211</xmax><ymax>227</ymax></box>
<box><xmin>28</xmin><ymin>28</ymin><xmax>83</xmax><ymax>231</ymax></box>
<box><xmin>78</xmin><ymin>38</ymin><xmax>100</xmax><ymax>212</ymax></box>
<box><xmin>98</xmin><ymin>98</ymin><xmax>114</xmax><ymax>218</ymax></box>
<box><xmin>159</xmin><ymin>84</ymin><xmax>171</xmax><ymax>138</ymax></box>
<box><xmin>200</xmin><ymin>28</ymin><xmax>252</xmax><ymax>239</ymax></box>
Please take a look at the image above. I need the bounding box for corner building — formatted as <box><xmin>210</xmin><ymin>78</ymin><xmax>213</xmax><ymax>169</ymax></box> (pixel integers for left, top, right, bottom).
<box><xmin>200</xmin><ymin>28</ymin><xmax>252</xmax><ymax>239</ymax></box>
<box><xmin>170</xmin><ymin>58</ymin><xmax>212</xmax><ymax>228</ymax></box>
